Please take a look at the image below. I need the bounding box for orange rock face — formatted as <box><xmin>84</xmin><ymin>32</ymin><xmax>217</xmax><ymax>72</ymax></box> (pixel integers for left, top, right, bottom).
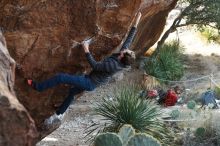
<box><xmin>0</xmin><ymin>0</ymin><xmax>177</xmax><ymax>144</ymax></box>
<box><xmin>0</xmin><ymin>33</ymin><xmax>38</xmax><ymax>146</ymax></box>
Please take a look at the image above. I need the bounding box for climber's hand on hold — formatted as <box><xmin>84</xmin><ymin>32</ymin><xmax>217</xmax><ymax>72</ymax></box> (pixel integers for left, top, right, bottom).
<box><xmin>82</xmin><ymin>40</ymin><xmax>90</xmax><ymax>53</ymax></box>
<box><xmin>134</xmin><ymin>12</ymin><xmax>142</xmax><ymax>28</ymax></box>
<box><xmin>82</xmin><ymin>37</ymin><xmax>94</xmax><ymax>53</ymax></box>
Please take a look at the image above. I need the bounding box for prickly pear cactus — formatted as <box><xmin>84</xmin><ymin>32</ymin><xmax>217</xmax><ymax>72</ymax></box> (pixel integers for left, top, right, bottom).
<box><xmin>118</xmin><ymin>124</ymin><xmax>135</xmax><ymax>145</ymax></box>
<box><xmin>94</xmin><ymin>125</ymin><xmax>161</xmax><ymax>146</ymax></box>
<box><xmin>127</xmin><ymin>133</ymin><xmax>161</xmax><ymax>146</ymax></box>
<box><xmin>195</xmin><ymin>127</ymin><xmax>206</xmax><ymax>138</ymax></box>
<box><xmin>170</xmin><ymin>109</ymin><xmax>180</xmax><ymax>119</ymax></box>
<box><xmin>94</xmin><ymin>133</ymin><xmax>123</xmax><ymax>146</ymax></box>
<box><xmin>187</xmin><ymin>100</ymin><xmax>196</xmax><ymax>109</ymax></box>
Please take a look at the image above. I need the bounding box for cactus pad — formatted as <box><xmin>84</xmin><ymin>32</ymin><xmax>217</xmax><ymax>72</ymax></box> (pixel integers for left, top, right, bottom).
<box><xmin>195</xmin><ymin>127</ymin><xmax>206</xmax><ymax>138</ymax></box>
<box><xmin>170</xmin><ymin>109</ymin><xmax>180</xmax><ymax>119</ymax></box>
<box><xmin>94</xmin><ymin>133</ymin><xmax>123</xmax><ymax>146</ymax></box>
<box><xmin>118</xmin><ymin>124</ymin><xmax>135</xmax><ymax>145</ymax></box>
<box><xmin>127</xmin><ymin>133</ymin><xmax>161</xmax><ymax>146</ymax></box>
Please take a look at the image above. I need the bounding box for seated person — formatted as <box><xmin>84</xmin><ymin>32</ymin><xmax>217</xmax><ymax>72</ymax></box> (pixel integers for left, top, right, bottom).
<box><xmin>157</xmin><ymin>86</ymin><xmax>181</xmax><ymax>107</ymax></box>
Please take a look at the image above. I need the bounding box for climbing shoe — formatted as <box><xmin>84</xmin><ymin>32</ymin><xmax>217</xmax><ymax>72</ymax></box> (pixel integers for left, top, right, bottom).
<box><xmin>27</xmin><ymin>79</ymin><xmax>37</xmax><ymax>90</ymax></box>
<box><xmin>27</xmin><ymin>79</ymin><xmax>33</xmax><ymax>86</ymax></box>
<box><xmin>44</xmin><ymin>113</ymin><xmax>65</xmax><ymax>127</ymax></box>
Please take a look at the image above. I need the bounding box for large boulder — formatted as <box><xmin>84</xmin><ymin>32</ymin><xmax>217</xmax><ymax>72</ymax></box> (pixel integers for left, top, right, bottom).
<box><xmin>0</xmin><ymin>0</ymin><xmax>177</xmax><ymax>143</ymax></box>
<box><xmin>0</xmin><ymin>32</ymin><xmax>38</xmax><ymax>145</ymax></box>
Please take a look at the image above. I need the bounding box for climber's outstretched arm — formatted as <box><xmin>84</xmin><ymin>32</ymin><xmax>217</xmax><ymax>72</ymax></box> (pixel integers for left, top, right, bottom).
<box><xmin>120</xmin><ymin>12</ymin><xmax>142</xmax><ymax>51</ymax></box>
<box><xmin>82</xmin><ymin>41</ymin><xmax>117</xmax><ymax>72</ymax></box>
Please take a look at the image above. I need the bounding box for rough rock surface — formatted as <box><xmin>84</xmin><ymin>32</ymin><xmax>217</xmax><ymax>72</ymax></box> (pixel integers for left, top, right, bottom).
<box><xmin>0</xmin><ymin>32</ymin><xmax>38</xmax><ymax>146</ymax></box>
<box><xmin>0</xmin><ymin>0</ymin><xmax>177</xmax><ymax>143</ymax></box>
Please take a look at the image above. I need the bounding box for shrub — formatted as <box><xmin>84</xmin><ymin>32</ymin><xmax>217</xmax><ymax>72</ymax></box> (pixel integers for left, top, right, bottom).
<box><xmin>199</xmin><ymin>26</ymin><xmax>220</xmax><ymax>43</ymax></box>
<box><xmin>144</xmin><ymin>41</ymin><xmax>184</xmax><ymax>82</ymax></box>
<box><xmin>87</xmin><ymin>84</ymin><xmax>173</xmax><ymax>145</ymax></box>
<box><xmin>185</xmin><ymin>114</ymin><xmax>220</xmax><ymax>145</ymax></box>
<box><xmin>214</xmin><ymin>87</ymin><xmax>220</xmax><ymax>99</ymax></box>
<box><xmin>172</xmin><ymin>107</ymin><xmax>220</xmax><ymax>145</ymax></box>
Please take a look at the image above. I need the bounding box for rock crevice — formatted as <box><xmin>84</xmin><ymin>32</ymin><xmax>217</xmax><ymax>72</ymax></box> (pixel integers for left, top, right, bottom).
<box><xmin>0</xmin><ymin>32</ymin><xmax>38</xmax><ymax>146</ymax></box>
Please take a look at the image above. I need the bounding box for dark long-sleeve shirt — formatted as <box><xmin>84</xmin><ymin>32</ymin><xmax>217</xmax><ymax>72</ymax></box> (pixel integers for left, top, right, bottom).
<box><xmin>87</xmin><ymin>27</ymin><xmax>137</xmax><ymax>85</ymax></box>
<box><xmin>120</xmin><ymin>27</ymin><xmax>137</xmax><ymax>51</ymax></box>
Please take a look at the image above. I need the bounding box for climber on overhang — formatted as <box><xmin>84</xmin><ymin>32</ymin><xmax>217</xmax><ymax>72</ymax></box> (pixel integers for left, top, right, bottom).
<box><xmin>27</xmin><ymin>12</ymin><xmax>142</xmax><ymax>127</ymax></box>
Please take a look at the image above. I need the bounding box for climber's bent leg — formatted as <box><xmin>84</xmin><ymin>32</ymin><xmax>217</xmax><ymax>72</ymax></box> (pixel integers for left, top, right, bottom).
<box><xmin>43</xmin><ymin>76</ymin><xmax>96</xmax><ymax>126</ymax></box>
<box><xmin>56</xmin><ymin>87</ymin><xmax>84</xmax><ymax>115</ymax></box>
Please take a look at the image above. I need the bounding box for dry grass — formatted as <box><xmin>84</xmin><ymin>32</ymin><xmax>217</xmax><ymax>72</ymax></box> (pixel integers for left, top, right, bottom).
<box><xmin>165</xmin><ymin>106</ymin><xmax>220</xmax><ymax>145</ymax></box>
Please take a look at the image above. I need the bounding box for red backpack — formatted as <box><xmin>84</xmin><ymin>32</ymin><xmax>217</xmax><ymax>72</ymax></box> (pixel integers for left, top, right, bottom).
<box><xmin>164</xmin><ymin>90</ymin><xmax>178</xmax><ymax>106</ymax></box>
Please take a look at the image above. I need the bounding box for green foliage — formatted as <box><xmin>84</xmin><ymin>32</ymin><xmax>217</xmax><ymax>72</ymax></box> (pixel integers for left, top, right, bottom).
<box><xmin>144</xmin><ymin>41</ymin><xmax>184</xmax><ymax>82</ymax></box>
<box><xmin>195</xmin><ymin>127</ymin><xmax>206</xmax><ymax>138</ymax></box>
<box><xmin>199</xmin><ymin>26</ymin><xmax>220</xmax><ymax>43</ymax></box>
<box><xmin>94</xmin><ymin>133</ymin><xmax>122</xmax><ymax>146</ymax></box>
<box><xmin>187</xmin><ymin>100</ymin><xmax>196</xmax><ymax>109</ymax></box>
<box><xmin>170</xmin><ymin>109</ymin><xmax>181</xmax><ymax>119</ymax></box>
<box><xmin>156</xmin><ymin>0</ymin><xmax>220</xmax><ymax>50</ymax></box>
<box><xmin>214</xmin><ymin>87</ymin><xmax>220</xmax><ymax>99</ymax></box>
<box><xmin>89</xmin><ymin>84</ymin><xmax>173</xmax><ymax>145</ymax></box>
<box><xmin>94</xmin><ymin>125</ymin><xmax>161</xmax><ymax>146</ymax></box>
<box><xmin>180</xmin><ymin>0</ymin><xmax>220</xmax><ymax>30</ymax></box>
<box><xmin>127</xmin><ymin>134</ymin><xmax>161</xmax><ymax>146</ymax></box>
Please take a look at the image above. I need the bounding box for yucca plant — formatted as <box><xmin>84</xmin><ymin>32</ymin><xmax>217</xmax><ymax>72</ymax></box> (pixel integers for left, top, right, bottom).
<box><xmin>214</xmin><ymin>87</ymin><xmax>220</xmax><ymax>99</ymax></box>
<box><xmin>86</xmin><ymin>84</ymin><xmax>174</xmax><ymax>145</ymax></box>
<box><xmin>144</xmin><ymin>41</ymin><xmax>184</xmax><ymax>82</ymax></box>
<box><xmin>199</xmin><ymin>26</ymin><xmax>220</xmax><ymax>43</ymax></box>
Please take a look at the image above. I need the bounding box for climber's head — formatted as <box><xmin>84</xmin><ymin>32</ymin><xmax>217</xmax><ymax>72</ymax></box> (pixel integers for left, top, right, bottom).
<box><xmin>119</xmin><ymin>50</ymin><xmax>136</xmax><ymax>66</ymax></box>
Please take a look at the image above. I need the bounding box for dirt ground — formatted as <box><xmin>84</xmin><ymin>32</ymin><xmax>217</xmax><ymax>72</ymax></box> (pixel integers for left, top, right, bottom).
<box><xmin>37</xmin><ymin>13</ymin><xmax>220</xmax><ymax>146</ymax></box>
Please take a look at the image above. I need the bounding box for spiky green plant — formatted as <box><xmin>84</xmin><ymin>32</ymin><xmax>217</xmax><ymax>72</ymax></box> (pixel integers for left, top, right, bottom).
<box><xmin>87</xmin><ymin>84</ymin><xmax>174</xmax><ymax>145</ymax></box>
<box><xmin>144</xmin><ymin>41</ymin><xmax>184</xmax><ymax>82</ymax></box>
<box><xmin>199</xmin><ymin>26</ymin><xmax>220</xmax><ymax>43</ymax></box>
